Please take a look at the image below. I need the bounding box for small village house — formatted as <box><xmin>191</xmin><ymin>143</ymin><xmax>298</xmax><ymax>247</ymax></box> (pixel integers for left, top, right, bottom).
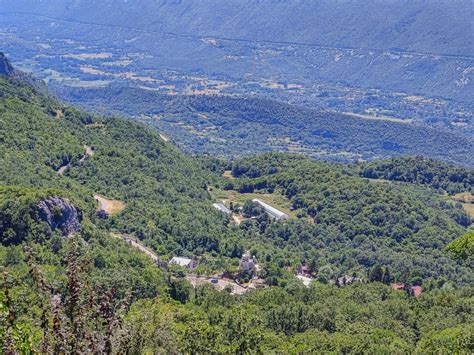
<box><xmin>391</xmin><ymin>283</ymin><xmax>423</xmax><ymax>297</ymax></box>
<box><xmin>239</xmin><ymin>252</ymin><xmax>258</xmax><ymax>274</ymax></box>
<box><xmin>169</xmin><ymin>256</ymin><xmax>196</xmax><ymax>269</ymax></box>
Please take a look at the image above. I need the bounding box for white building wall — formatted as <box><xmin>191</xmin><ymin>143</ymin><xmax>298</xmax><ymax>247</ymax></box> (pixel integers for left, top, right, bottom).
<box><xmin>252</xmin><ymin>199</ymin><xmax>290</xmax><ymax>220</ymax></box>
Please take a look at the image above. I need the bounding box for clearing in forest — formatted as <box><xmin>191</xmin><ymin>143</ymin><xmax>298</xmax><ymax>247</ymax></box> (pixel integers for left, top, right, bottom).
<box><xmin>222</xmin><ymin>170</ymin><xmax>235</xmax><ymax>179</ymax></box>
<box><xmin>94</xmin><ymin>194</ymin><xmax>126</xmax><ymax>215</ymax></box>
<box><xmin>451</xmin><ymin>192</ymin><xmax>474</xmax><ymax>219</ymax></box>
<box><xmin>80</xmin><ymin>145</ymin><xmax>94</xmax><ymax>161</ymax></box>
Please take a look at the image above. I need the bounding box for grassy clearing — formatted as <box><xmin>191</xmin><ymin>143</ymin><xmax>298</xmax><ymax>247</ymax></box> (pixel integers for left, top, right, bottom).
<box><xmin>461</xmin><ymin>203</ymin><xmax>474</xmax><ymax>218</ymax></box>
<box><xmin>223</xmin><ymin>170</ymin><xmax>235</xmax><ymax>179</ymax></box>
<box><xmin>365</xmin><ymin>178</ymin><xmax>391</xmax><ymax>185</ymax></box>
<box><xmin>452</xmin><ymin>192</ymin><xmax>474</xmax><ymax>203</ymax></box>
<box><xmin>94</xmin><ymin>194</ymin><xmax>126</xmax><ymax>215</ymax></box>
<box><xmin>450</xmin><ymin>192</ymin><xmax>474</xmax><ymax>219</ymax></box>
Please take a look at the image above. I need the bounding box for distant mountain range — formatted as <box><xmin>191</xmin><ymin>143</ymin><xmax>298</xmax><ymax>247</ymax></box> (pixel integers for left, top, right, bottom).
<box><xmin>2</xmin><ymin>0</ymin><xmax>472</xmax><ymax>56</ymax></box>
<box><xmin>0</xmin><ymin>1</ymin><xmax>472</xmax><ymax>164</ymax></box>
<box><xmin>1</xmin><ymin>0</ymin><xmax>473</xmax><ymax>103</ymax></box>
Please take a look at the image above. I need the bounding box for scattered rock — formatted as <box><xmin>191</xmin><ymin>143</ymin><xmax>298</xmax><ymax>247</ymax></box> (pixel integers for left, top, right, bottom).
<box><xmin>37</xmin><ymin>197</ymin><xmax>83</xmax><ymax>236</ymax></box>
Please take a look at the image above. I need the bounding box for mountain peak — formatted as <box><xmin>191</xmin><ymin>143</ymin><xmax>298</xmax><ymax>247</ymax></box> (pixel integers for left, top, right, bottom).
<box><xmin>0</xmin><ymin>52</ymin><xmax>15</xmax><ymax>76</ymax></box>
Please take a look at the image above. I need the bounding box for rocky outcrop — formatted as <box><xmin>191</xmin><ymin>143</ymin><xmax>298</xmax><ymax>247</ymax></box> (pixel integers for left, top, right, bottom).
<box><xmin>0</xmin><ymin>52</ymin><xmax>48</xmax><ymax>93</ymax></box>
<box><xmin>0</xmin><ymin>52</ymin><xmax>15</xmax><ymax>76</ymax></box>
<box><xmin>37</xmin><ymin>197</ymin><xmax>83</xmax><ymax>237</ymax></box>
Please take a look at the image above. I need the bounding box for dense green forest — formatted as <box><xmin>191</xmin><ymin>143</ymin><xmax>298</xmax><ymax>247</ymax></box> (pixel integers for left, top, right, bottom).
<box><xmin>59</xmin><ymin>86</ymin><xmax>474</xmax><ymax>167</ymax></box>
<box><xmin>0</xmin><ymin>75</ymin><xmax>237</xmax><ymax>256</ymax></box>
<box><xmin>358</xmin><ymin>156</ymin><xmax>474</xmax><ymax>194</ymax></box>
<box><xmin>225</xmin><ymin>154</ymin><xmax>472</xmax><ymax>285</ymax></box>
<box><xmin>1</xmin><ymin>66</ymin><xmax>473</xmax><ymax>352</ymax></box>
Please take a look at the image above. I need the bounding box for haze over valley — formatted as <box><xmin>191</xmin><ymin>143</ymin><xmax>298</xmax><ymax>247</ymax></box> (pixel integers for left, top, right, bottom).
<box><xmin>1</xmin><ymin>0</ymin><xmax>473</xmax><ymax>165</ymax></box>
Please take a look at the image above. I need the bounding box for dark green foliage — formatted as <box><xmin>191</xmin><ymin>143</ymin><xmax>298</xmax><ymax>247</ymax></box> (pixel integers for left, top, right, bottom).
<box><xmin>0</xmin><ymin>76</ymin><xmax>235</xmax><ymax>256</ymax></box>
<box><xmin>53</xmin><ymin>88</ymin><xmax>474</xmax><ymax>167</ymax></box>
<box><xmin>122</xmin><ymin>282</ymin><xmax>474</xmax><ymax>353</ymax></box>
<box><xmin>242</xmin><ymin>200</ymin><xmax>264</xmax><ymax>218</ymax></box>
<box><xmin>230</xmin><ymin>154</ymin><xmax>472</xmax><ymax>284</ymax></box>
<box><xmin>359</xmin><ymin>156</ymin><xmax>474</xmax><ymax>194</ymax></box>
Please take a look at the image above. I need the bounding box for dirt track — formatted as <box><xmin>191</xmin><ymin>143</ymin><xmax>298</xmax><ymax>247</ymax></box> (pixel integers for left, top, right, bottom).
<box><xmin>110</xmin><ymin>233</ymin><xmax>158</xmax><ymax>262</ymax></box>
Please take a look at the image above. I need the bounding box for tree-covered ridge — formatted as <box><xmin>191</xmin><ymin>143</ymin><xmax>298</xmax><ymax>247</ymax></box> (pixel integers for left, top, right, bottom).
<box><xmin>55</xmin><ymin>88</ymin><xmax>474</xmax><ymax>167</ymax></box>
<box><xmin>227</xmin><ymin>154</ymin><xmax>472</xmax><ymax>284</ymax></box>
<box><xmin>359</xmin><ymin>156</ymin><xmax>474</xmax><ymax>194</ymax></box>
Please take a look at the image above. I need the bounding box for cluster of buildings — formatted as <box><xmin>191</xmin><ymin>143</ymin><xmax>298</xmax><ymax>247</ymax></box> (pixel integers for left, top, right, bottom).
<box><xmin>239</xmin><ymin>252</ymin><xmax>260</xmax><ymax>274</ymax></box>
<box><xmin>168</xmin><ymin>252</ymin><xmax>261</xmax><ymax>279</ymax></box>
<box><xmin>295</xmin><ymin>264</ymin><xmax>365</xmax><ymax>288</ymax></box>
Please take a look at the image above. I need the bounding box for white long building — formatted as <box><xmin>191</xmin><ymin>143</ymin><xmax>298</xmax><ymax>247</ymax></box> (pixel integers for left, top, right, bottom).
<box><xmin>169</xmin><ymin>256</ymin><xmax>196</xmax><ymax>269</ymax></box>
<box><xmin>252</xmin><ymin>199</ymin><xmax>290</xmax><ymax>220</ymax></box>
<box><xmin>213</xmin><ymin>203</ymin><xmax>232</xmax><ymax>214</ymax></box>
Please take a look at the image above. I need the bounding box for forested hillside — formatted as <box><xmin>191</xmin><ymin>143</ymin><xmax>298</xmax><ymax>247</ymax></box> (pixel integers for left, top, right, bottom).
<box><xmin>57</xmin><ymin>87</ymin><xmax>474</xmax><ymax>167</ymax></box>
<box><xmin>359</xmin><ymin>156</ymin><xmax>474</xmax><ymax>194</ymax></box>
<box><xmin>1</xmin><ymin>62</ymin><xmax>473</xmax><ymax>352</ymax></box>
<box><xmin>0</xmin><ymin>74</ymin><xmax>236</xmax><ymax>255</ymax></box>
<box><xmin>225</xmin><ymin>154</ymin><xmax>472</xmax><ymax>285</ymax></box>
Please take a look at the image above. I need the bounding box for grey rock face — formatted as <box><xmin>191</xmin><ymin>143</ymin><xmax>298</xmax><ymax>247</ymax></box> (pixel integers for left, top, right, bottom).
<box><xmin>0</xmin><ymin>52</ymin><xmax>15</xmax><ymax>76</ymax></box>
<box><xmin>37</xmin><ymin>197</ymin><xmax>83</xmax><ymax>236</ymax></box>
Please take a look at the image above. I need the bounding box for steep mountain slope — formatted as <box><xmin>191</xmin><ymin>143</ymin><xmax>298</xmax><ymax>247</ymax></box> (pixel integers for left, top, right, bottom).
<box><xmin>2</xmin><ymin>0</ymin><xmax>472</xmax><ymax>56</ymax></box>
<box><xmin>1</xmin><ymin>0</ymin><xmax>472</xmax><ymax>104</ymax></box>
<box><xmin>0</xmin><ymin>71</ymin><xmax>234</xmax><ymax>255</ymax></box>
